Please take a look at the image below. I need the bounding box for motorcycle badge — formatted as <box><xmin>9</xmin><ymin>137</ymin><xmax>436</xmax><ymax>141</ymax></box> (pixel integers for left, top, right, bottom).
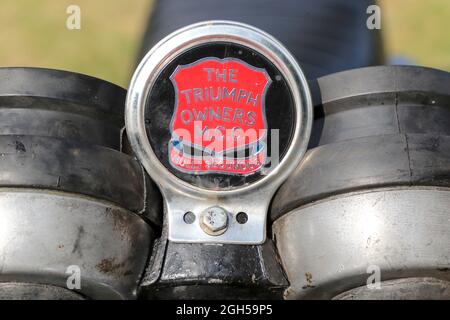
<box><xmin>169</xmin><ymin>58</ymin><xmax>271</xmax><ymax>175</ymax></box>
<box><xmin>126</xmin><ymin>21</ymin><xmax>313</xmax><ymax>243</ymax></box>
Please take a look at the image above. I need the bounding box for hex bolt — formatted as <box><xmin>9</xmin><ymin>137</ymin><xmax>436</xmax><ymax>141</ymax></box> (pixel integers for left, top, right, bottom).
<box><xmin>200</xmin><ymin>206</ymin><xmax>229</xmax><ymax>236</ymax></box>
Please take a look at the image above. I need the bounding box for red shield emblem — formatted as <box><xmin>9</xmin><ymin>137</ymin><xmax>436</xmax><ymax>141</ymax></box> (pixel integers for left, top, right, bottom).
<box><xmin>169</xmin><ymin>57</ymin><xmax>271</xmax><ymax>175</ymax></box>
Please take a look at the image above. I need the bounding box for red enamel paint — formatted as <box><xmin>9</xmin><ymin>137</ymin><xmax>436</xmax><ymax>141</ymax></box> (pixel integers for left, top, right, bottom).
<box><xmin>169</xmin><ymin>57</ymin><xmax>271</xmax><ymax>175</ymax></box>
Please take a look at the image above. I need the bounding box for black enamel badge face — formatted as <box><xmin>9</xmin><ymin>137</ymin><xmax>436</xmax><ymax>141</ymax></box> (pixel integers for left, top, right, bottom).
<box><xmin>145</xmin><ymin>42</ymin><xmax>295</xmax><ymax>190</ymax></box>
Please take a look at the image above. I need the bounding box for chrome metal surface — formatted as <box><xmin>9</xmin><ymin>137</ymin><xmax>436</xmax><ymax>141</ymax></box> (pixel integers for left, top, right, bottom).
<box><xmin>200</xmin><ymin>206</ymin><xmax>229</xmax><ymax>236</ymax></box>
<box><xmin>334</xmin><ymin>277</ymin><xmax>450</xmax><ymax>300</ymax></box>
<box><xmin>0</xmin><ymin>189</ymin><xmax>152</xmax><ymax>300</ymax></box>
<box><xmin>273</xmin><ymin>188</ymin><xmax>450</xmax><ymax>299</ymax></box>
<box><xmin>0</xmin><ymin>283</ymin><xmax>84</xmax><ymax>300</ymax></box>
<box><xmin>126</xmin><ymin>20</ymin><xmax>312</xmax><ymax>244</ymax></box>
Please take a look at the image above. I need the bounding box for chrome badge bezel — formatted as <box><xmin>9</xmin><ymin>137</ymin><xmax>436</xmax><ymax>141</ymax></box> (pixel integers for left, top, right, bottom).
<box><xmin>126</xmin><ymin>20</ymin><xmax>312</xmax><ymax>244</ymax></box>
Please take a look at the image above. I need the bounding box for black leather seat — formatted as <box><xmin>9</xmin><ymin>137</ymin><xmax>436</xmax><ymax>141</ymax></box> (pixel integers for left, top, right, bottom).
<box><xmin>137</xmin><ymin>0</ymin><xmax>384</xmax><ymax>79</ymax></box>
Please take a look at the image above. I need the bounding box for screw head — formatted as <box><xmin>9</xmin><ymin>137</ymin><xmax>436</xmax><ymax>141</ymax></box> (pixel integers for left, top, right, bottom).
<box><xmin>236</xmin><ymin>212</ymin><xmax>248</xmax><ymax>224</ymax></box>
<box><xmin>200</xmin><ymin>206</ymin><xmax>228</xmax><ymax>236</ymax></box>
<box><xmin>183</xmin><ymin>211</ymin><xmax>196</xmax><ymax>224</ymax></box>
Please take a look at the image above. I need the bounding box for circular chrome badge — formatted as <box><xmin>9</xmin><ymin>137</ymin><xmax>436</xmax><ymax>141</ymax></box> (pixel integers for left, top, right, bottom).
<box><xmin>126</xmin><ymin>21</ymin><xmax>312</xmax><ymax>243</ymax></box>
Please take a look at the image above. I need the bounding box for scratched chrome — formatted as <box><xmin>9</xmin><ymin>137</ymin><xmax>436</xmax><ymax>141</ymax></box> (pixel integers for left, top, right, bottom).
<box><xmin>0</xmin><ymin>189</ymin><xmax>152</xmax><ymax>300</ymax></box>
<box><xmin>273</xmin><ymin>187</ymin><xmax>450</xmax><ymax>300</ymax></box>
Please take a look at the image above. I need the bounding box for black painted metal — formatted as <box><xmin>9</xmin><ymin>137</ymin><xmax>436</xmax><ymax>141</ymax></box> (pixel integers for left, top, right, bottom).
<box><xmin>271</xmin><ymin>66</ymin><xmax>450</xmax><ymax>220</ymax></box>
<box><xmin>0</xmin><ymin>67</ymin><xmax>162</xmax><ymax>223</ymax></box>
<box><xmin>0</xmin><ymin>68</ymin><xmax>126</xmax><ymax>118</ymax></box>
<box><xmin>0</xmin><ymin>135</ymin><xmax>145</xmax><ymax>211</ymax></box>
<box><xmin>139</xmin><ymin>237</ymin><xmax>288</xmax><ymax>299</ymax></box>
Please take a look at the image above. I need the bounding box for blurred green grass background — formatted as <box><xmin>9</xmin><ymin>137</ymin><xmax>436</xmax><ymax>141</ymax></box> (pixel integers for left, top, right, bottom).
<box><xmin>0</xmin><ymin>0</ymin><xmax>448</xmax><ymax>88</ymax></box>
